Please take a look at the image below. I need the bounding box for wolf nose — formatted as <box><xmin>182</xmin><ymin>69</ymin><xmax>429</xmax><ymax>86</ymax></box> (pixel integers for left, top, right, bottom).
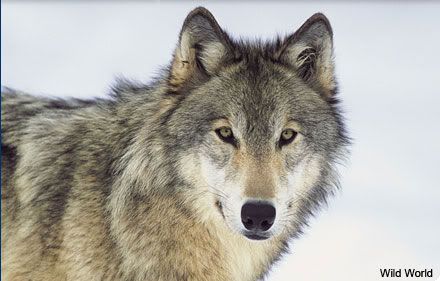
<box><xmin>241</xmin><ymin>202</ymin><xmax>276</xmax><ymax>231</ymax></box>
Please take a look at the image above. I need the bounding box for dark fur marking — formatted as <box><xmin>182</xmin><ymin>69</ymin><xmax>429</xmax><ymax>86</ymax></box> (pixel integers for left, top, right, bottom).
<box><xmin>1</xmin><ymin>145</ymin><xmax>21</xmax><ymax>223</ymax></box>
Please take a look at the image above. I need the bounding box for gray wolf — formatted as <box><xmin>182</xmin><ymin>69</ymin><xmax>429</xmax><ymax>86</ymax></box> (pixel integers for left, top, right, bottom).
<box><xmin>1</xmin><ymin>7</ymin><xmax>349</xmax><ymax>281</ymax></box>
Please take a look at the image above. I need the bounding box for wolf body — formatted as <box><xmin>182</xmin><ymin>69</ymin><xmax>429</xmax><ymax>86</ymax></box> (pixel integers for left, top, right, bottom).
<box><xmin>1</xmin><ymin>7</ymin><xmax>348</xmax><ymax>281</ymax></box>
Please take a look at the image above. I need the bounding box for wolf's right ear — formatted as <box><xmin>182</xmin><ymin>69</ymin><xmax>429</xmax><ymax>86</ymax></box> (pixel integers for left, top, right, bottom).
<box><xmin>168</xmin><ymin>7</ymin><xmax>232</xmax><ymax>91</ymax></box>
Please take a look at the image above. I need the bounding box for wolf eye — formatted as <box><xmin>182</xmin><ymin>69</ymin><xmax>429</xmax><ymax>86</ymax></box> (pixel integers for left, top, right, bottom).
<box><xmin>215</xmin><ymin>127</ymin><xmax>236</xmax><ymax>146</ymax></box>
<box><xmin>279</xmin><ymin>129</ymin><xmax>298</xmax><ymax>147</ymax></box>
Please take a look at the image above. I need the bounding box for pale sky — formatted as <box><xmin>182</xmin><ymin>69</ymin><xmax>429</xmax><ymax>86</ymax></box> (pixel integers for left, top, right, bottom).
<box><xmin>2</xmin><ymin>2</ymin><xmax>439</xmax><ymax>280</ymax></box>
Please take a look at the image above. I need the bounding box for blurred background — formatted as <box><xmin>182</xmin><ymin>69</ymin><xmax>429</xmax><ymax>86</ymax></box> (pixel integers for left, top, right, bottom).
<box><xmin>2</xmin><ymin>2</ymin><xmax>439</xmax><ymax>280</ymax></box>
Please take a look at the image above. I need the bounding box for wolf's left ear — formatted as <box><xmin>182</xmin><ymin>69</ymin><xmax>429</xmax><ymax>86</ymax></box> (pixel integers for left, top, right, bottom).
<box><xmin>168</xmin><ymin>7</ymin><xmax>233</xmax><ymax>91</ymax></box>
<box><xmin>278</xmin><ymin>13</ymin><xmax>336</xmax><ymax>98</ymax></box>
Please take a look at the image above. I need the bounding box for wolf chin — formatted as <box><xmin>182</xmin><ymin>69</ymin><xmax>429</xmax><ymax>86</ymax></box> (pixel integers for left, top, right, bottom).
<box><xmin>1</xmin><ymin>7</ymin><xmax>349</xmax><ymax>281</ymax></box>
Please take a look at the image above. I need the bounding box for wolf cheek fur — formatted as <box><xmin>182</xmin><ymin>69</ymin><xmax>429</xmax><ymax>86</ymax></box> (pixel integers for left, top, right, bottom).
<box><xmin>1</xmin><ymin>7</ymin><xmax>349</xmax><ymax>281</ymax></box>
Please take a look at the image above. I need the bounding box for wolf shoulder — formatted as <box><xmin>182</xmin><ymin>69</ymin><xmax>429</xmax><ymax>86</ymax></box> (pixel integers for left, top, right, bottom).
<box><xmin>1</xmin><ymin>88</ymin><xmax>117</xmax><ymax>199</ymax></box>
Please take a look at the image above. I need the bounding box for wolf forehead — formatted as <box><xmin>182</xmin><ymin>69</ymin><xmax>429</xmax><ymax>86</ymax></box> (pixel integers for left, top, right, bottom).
<box><xmin>175</xmin><ymin>73</ymin><xmax>328</xmax><ymax>130</ymax></box>
<box><xmin>167</xmin><ymin>59</ymin><xmax>341</xmax><ymax>147</ymax></box>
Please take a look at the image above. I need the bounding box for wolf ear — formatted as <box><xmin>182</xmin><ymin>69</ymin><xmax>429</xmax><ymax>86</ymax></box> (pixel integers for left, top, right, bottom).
<box><xmin>278</xmin><ymin>13</ymin><xmax>336</xmax><ymax>98</ymax></box>
<box><xmin>168</xmin><ymin>7</ymin><xmax>232</xmax><ymax>91</ymax></box>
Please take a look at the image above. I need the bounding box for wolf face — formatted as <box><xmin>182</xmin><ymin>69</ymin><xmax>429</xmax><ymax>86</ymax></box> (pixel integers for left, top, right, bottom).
<box><xmin>170</xmin><ymin>8</ymin><xmax>348</xmax><ymax>241</ymax></box>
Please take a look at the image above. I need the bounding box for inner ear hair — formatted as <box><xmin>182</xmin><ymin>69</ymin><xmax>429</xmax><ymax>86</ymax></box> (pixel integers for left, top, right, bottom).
<box><xmin>296</xmin><ymin>46</ymin><xmax>317</xmax><ymax>81</ymax></box>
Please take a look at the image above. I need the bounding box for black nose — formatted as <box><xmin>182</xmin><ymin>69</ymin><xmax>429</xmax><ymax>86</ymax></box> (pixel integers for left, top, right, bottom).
<box><xmin>241</xmin><ymin>202</ymin><xmax>276</xmax><ymax>231</ymax></box>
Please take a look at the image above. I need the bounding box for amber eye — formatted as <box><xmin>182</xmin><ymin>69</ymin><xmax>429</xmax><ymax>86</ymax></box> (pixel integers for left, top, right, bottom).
<box><xmin>215</xmin><ymin>127</ymin><xmax>237</xmax><ymax>146</ymax></box>
<box><xmin>279</xmin><ymin>129</ymin><xmax>298</xmax><ymax>147</ymax></box>
<box><xmin>218</xmin><ymin>127</ymin><xmax>232</xmax><ymax>138</ymax></box>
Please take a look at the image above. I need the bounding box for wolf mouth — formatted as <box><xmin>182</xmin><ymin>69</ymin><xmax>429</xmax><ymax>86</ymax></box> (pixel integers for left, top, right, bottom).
<box><xmin>243</xmin><ymin>233</ymin><xmax>270</xmax><ymax>241</ymax></box>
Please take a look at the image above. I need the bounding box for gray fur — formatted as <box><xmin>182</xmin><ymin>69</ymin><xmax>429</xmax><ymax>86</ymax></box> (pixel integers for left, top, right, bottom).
<box><xmin>1</xmin><ymin>7</ymin><xmax>349</xmax><ymax>281</ymax></box>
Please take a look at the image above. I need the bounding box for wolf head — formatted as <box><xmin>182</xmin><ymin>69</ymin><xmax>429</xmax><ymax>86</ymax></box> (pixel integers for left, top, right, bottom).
<box><xmin>159</xmin><ymin>7</ymin><xmax>348</xmax><ymax>241</ymax></box>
